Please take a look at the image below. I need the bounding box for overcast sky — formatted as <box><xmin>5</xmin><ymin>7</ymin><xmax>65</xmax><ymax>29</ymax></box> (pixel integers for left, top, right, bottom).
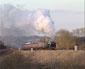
<box><xmin>0</xmin><ymin>0</ymin><xmax>84</xmax><ymax>31</ymax></box>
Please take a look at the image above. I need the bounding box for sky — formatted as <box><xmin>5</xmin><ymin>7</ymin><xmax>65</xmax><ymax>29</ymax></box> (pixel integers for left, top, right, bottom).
<box><xmin>0</xmin><ymin>0</ymin><xmax>84</xmax><ymax>31</ymax></box>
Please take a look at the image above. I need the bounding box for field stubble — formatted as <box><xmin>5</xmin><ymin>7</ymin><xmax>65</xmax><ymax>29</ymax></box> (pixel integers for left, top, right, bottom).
<box><xmin>0</xmin><ymin>50</ymin><xmax>85</xmax><ymax>69</ymax></box>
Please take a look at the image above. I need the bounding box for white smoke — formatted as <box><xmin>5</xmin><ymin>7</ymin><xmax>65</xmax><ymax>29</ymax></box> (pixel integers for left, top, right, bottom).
<box><xmin>0</xmin><ymin>4</ymin><xmax>55</xmax><ymax>37</ymax></box>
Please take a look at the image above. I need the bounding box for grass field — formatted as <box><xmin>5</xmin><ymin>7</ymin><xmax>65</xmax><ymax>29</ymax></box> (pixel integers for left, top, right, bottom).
<box><xmin>0</xmin><ymin>50</ymin><xmax>85</xmax><ymax>69</ymax></box>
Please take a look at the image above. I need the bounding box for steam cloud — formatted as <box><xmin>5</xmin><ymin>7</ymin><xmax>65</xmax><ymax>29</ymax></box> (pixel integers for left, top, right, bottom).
<box><xmin>0</xmin><ymin>4</ymin><xmax>55</xmax><ymax>37</ymax></box>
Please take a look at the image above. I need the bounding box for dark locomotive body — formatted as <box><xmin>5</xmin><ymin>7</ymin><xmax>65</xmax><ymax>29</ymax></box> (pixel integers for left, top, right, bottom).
<box><xmin>48</xmin><ymin>41</ymin><xmax>56</xmax><ymax>50</ymax></box>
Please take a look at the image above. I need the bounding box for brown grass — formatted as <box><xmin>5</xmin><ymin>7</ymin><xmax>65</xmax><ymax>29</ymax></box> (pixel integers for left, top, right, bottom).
<box><xmin>0</xmin><ymin>50</ymin><xmax>85</xmax><ymax>69</ymax></box>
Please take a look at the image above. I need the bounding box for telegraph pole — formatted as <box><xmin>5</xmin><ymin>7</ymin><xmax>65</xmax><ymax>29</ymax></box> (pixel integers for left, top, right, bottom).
<box><xmin>84</xmin><ymin>0</ymin><xmax>85</xmax><ymax>37</ymax></box>
<box><xmin>0</xmin><ymin>18</ymin><xmax>3</xmax><ymax>41</ymax></box>
<box><xmin>0</xmin><ymin>10</ymin><xmax>4</xmax><ymax>42</ymax></box>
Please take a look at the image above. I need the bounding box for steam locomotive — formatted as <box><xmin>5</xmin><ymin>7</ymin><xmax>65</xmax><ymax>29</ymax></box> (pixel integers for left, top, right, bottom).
<box><xmin>22</xmin><ymin>41</ymin><xmax>56</xmax><ymax>50</ymax></box>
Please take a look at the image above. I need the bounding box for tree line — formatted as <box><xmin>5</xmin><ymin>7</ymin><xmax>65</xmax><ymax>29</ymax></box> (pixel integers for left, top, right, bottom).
<box><xmin>54</xmin><ymin>28</ymin><xmax>85</xmax><ymax>50</ymax></box>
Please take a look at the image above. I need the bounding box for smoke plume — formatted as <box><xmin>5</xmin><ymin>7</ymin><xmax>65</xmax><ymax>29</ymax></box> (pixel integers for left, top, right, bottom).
<box><xmin>0</xmin><ymin>4</ymin><xmax>55</xmax><ymax>37</ymax></box>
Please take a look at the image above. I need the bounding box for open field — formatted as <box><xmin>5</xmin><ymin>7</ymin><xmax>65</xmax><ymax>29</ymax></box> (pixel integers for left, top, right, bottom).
<box><xmin>0</xmin><ymin>50</ymin><xmax>85</xmax><ymax>69</ymax></box>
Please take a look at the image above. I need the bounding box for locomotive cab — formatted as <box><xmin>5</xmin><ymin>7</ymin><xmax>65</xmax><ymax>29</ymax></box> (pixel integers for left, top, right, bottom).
<box><xmin>47</xmin><ymin>41</ymin><xmax>56</xmax><ymax>50</ymax></box>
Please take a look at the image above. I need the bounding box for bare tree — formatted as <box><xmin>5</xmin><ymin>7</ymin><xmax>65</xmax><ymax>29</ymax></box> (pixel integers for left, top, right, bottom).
<box><xmin>72</xmin><ymin>28</ymin><xmax>85</xmax><ymax>37</ymax></box>
<box><xmin>54</xmin><ymin>29</ymin><xmax>76</xmax><ymax>49</ymax></box>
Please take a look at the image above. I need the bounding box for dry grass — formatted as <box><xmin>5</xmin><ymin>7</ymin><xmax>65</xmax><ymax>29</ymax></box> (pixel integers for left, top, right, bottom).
<box><xmin>0</xmin><ymin>50</ymin><xmax>85</xmax><ymax>69</ymax></box>
<box><xmin>22</xmin><ymin>50</ymin><xmax>85</xmax><ymax>69</ymax></box>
